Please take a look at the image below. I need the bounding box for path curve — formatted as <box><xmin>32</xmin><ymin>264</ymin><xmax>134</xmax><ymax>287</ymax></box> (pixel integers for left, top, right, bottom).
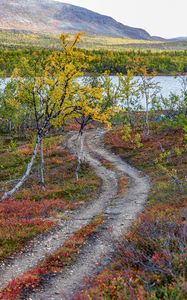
<box><xmin>28</xmin><ymin>129</ymin><xmax>150</xmax><ymax>300</ymax></box>
<box><xmin>0</xmin><ymin>129</ymin><xmax>150</xmax><ymax>299</ymax></box>
<box><xmin>0</xmin><ymin>130</ymin><xmax>118</xmax><ymax>290</ymax></box>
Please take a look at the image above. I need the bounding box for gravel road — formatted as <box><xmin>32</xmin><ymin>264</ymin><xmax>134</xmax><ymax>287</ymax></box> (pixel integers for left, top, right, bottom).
<box><xmin>0</xmin><ymin>129</ymin><xmax>150</xmax><ymax>299</ymax></box>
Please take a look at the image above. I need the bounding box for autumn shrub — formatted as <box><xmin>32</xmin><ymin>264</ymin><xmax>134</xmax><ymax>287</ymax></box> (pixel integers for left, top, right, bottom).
<box><xmin>74</xmin><ymin>200</ymin><xmax>186</xmax><ymax>300</ymax></box>
<box><xmin>73</xmin><ymin>127</ymin><xmax>187</xmax><ymax>300</ymax></box>
<box><xmin>0</xmin><ymin>198</ymin><xmax>68</xmax><ymax>258</ymax></box>
<box><xmin>0</xmin><ymin>216</ymin><xmax>103</xmax><ymax>300</ymax></box>
<box><xmin>0</xmin><ymin>135</ymin><xmax>100</xmax><ymax>259</ymax></box>
<box><xmin>116</xmin><ymin>201</ymin><xmax>186</xmax><ymax>288</ymax></box>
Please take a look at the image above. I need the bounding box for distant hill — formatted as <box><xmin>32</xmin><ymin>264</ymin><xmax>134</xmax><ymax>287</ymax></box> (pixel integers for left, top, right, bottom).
<box><xmin>0</xmin><ymin>0</ymin><xmax>152</xmax><ymax>40</ymax></box>
<box><xmin>168</xmin><ymin>37</ymin><xmax>187</xmax><ymax>42</ymax></box>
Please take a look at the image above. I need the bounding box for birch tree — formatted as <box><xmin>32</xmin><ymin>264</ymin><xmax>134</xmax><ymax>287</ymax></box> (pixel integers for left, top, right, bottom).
<box><xmin>68</xmin><ymin>80</ymin><xmax>119</xmax><ymax>179</ymax></box>
<box><xmin>139</xmin><ymin>67</ymin><xmax>161</xmax><ymax>136</ymax></box>
<box><xmin>119</xmin><ymin>70</ymin><xmax>142</xmax><ymax>130</ymax></box>
<box><xmin>1</xmin><ymin>33</ymin><xmax>93</xmax><ymax>199</ymax></box>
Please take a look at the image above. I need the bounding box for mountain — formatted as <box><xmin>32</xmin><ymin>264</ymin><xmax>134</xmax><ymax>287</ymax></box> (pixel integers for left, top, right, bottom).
<box><xmin>0</xmin><ymin>0</ymin><xmax>152</xmax><ymax>40</ymax></box>
<box><xmin>168</xmin><ymin>36</ymin><xmax>187</xmax><ymax>42</ymax></box>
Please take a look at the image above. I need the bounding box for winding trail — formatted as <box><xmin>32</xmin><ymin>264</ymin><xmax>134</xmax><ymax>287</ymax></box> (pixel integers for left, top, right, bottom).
<box><xmin>0</xmin><ymin>129</ymin><xmax>150</xmax><ymax>299</ymax></box>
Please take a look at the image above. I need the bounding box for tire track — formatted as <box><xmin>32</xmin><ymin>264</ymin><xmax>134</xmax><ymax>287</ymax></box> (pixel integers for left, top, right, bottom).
<box><xmin>27</xmin><ymin>129</ymin><xmax>150</xmax><ymax>300</ymax></box>
<box><xmin>0</xmin><ymin>131</ymin><xmax>118</xmax><ymax>291</ymax></box>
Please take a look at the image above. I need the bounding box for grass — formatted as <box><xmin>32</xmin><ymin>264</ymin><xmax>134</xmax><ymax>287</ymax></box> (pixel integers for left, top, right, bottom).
<box><xmin>0</xmin><ymin>30</ymin><xmax>60</xmax><ymax>49</ymax></box>
<box><xmin>73</xmin><ymin>124</ymin><xmax>187</xmax><ymax>299</ymax></box>
<box><xmin>0</xmin><ymin>134</ymin><xmax>100</xmax><ymax>260</ymax></box>
<box><xmin>0</xmin><ymin>30</ymin><xmax>187</xmax><ymax>51</ymax></box>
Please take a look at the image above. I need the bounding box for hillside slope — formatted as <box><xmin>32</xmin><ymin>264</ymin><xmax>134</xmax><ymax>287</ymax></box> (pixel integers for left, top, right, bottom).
<box><xmin>0</xmin><ymin>0</ymin><xmax>151</xmax><ymax>40</ymax></box>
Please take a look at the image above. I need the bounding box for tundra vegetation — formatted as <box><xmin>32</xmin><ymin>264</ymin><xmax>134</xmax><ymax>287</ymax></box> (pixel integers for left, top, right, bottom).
<box><xmin>0</xmin><ymin>32</ymin><xmax>186</xmax><ymax>299</ymax></box>
<box><xmin>73</xmin><ymin>74</ymin><xmax>187</xmax><ymax>300</ymax></box>
<box><xmin>0</xmin><ymin>30</ymin><xmax>187</xmax><ymax>51</ymax></box>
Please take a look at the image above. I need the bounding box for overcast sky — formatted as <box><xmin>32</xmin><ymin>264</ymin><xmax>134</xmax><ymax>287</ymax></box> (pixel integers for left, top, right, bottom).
<box><xmin>56</xmin><ymin>0</ymin><xmax>187</xmax><ymax>38</ymax></box>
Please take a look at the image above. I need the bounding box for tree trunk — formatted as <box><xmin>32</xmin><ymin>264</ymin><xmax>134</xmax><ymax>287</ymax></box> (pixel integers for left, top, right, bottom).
<box><xmin>1</xmin><ymin>135</ymin><xmax>41</xmax><ymax>200</ymax></box>
<box><xmin>145</xmin><ymin>97</ymin><xmax>150</xmax><ymax>136</ymax></box>
<box><xmin>75</xmin><ymin>133</ymin><xmax>84</xmax><ymax>180</ymax></box>
<box><xmin>8</xmin><ymin>120</ymin><xmax>12</xmax><ymax>133</ymax></box>
<box><xmin>145</xmin><ymin>111</ymin><xmax>150</xmax><ymax>136</ymax></box>
<box><xmin>39</xmin><ymin>137</ymin><xmax>46</xmax><ymax>192</ymax></box>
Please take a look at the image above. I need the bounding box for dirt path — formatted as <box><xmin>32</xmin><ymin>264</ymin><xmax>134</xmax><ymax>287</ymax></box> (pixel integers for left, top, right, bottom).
<box><xmin>28</xmin><ymin>129</ymin><xmax>150</xmax><ymax>299</ymax></box>
<box><xmin>0</xmin><ymin>129</ymin><xmax>150</xmax><ymax>299</ymax></box>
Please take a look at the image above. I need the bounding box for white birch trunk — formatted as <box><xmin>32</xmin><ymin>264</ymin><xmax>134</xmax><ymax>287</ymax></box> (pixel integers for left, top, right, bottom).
<box><xmin>75</xmin><ymin>133</ymin><xmax>84</xmax><ymax>180</ymax></box>
<box><xmin>1</xmin><ymin>135</ymin><xmax>40</xmax><ymax>200</ymax></box>
<box><xmin>145</xmin><ymin>94</ymin><xmax>150</xmax><ymax>136</ymax></box>
<box><xmin>39</xmin><ymin>138</ymin><xmax>46</xmax><ymax>192</ymax></box>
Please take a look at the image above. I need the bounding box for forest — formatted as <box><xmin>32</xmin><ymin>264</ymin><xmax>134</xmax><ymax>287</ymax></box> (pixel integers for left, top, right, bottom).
<box><xmin>0</xmin><ymin>46</ymin><xmax>187</xmax><ymax>77</ymax></box>
<box><xmin>0</xmin><ymin>33</ymin><xmax>186</xmax><ymax>299</ymax></box>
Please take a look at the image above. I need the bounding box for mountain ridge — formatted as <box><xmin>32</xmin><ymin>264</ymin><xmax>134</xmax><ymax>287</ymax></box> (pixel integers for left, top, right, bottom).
<box><xmin>0</xmin><ymin>0</ymin><xmax>153</xmax><ymax>40</ymax></box>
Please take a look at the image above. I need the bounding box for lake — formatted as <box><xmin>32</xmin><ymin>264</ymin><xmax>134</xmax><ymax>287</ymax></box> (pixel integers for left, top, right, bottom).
<box><xmin>111</xmin><ymin>76</ymin><xmax>183</xmax><ymax>97</ymax></box>
<box><xmin>109</xmin><ymin>75</ymin><xmax>186</xmax><ymax>109</ymax></box>
<box><xmin>0</xmin><ymin>76</ymin><xmax>185</xmax><ymax>110</ymax></box>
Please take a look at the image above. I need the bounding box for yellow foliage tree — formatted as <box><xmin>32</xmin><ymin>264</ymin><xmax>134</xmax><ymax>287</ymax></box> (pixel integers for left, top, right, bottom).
<box><xmin>2</xmin><ymin>33</ymin><xmax>118</xmax><ymax>199</ymax></box>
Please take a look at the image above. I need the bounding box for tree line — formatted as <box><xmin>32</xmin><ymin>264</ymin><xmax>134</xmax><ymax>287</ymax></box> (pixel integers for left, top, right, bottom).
<box><xmin>0</xmin><ymin>47</ymin><xmax>187</xmax><ymax>77</ymax></box>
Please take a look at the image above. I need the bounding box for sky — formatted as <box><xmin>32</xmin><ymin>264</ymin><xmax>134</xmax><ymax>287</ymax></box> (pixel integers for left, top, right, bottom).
<box><xmin>56</xmin><ymin>0</ymin><xmax>187</xmax><ymax>38</ymax></box>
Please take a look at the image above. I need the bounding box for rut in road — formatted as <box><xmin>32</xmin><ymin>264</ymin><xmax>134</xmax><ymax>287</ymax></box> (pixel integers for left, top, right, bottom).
<box><xmin>27</xmin><ymin>129</ymin><xmax>150</xmax><ymax>300</ymax></box>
